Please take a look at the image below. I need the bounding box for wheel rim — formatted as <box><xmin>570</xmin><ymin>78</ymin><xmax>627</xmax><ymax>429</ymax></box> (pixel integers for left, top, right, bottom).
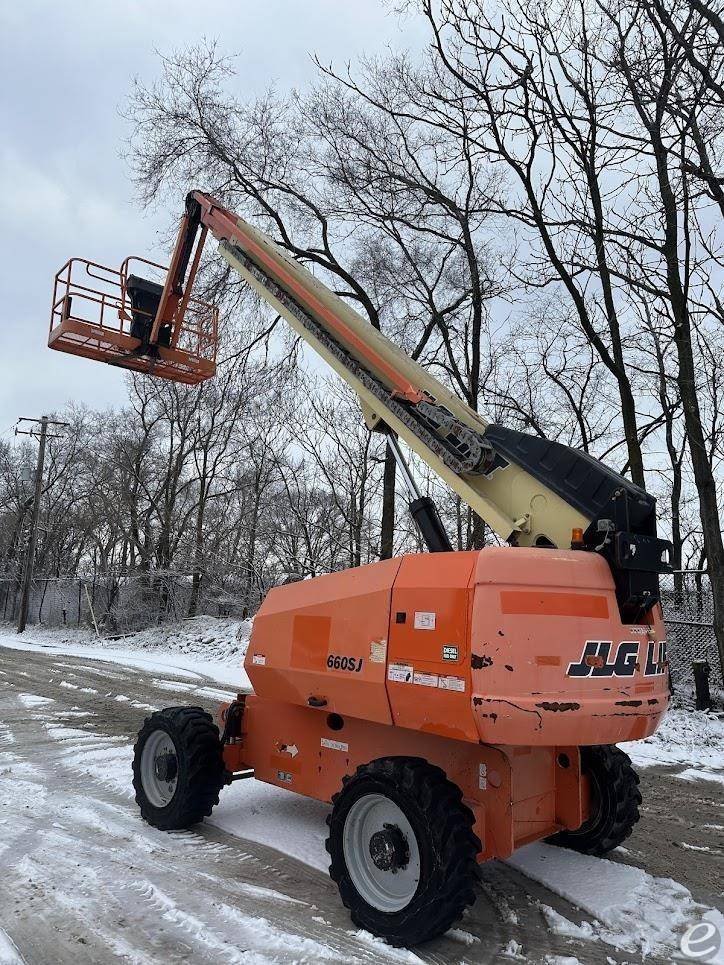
<box><xmin>342</xmin><ymin>793</ymin><xmax>421</xmax><ymax>912</ymax></box>
<box><xmin>140</xmin><ymin>730</ymin><xmax>179</xmax><ymax>808</ymax></box>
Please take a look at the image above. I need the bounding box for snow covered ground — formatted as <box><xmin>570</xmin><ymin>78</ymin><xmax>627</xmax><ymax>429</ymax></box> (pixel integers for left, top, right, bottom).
<box><xmin>1</xmin><ymin>620</ymin><xmax>723</xmax><ymax>964</ymax></box>
<box><xmin>621</xmin><ymin>705</ymin><xmax>724</xmax><ymax>787</ymax></box>
<box><xmin>508</xmin><ymin>844</ymin><xmax>724</xmax><ymax>961</ymax></box>
<box><xmin>0</xmin><ymin>616</ymin><xmax>252</xmax><ymax>691</ymax></box>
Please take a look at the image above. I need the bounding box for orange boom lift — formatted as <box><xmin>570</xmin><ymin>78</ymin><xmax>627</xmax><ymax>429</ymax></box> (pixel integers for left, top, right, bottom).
<box><xmin>50</xmin><ymin>192</ymin><xmax>673</xmax><ymax>947</ymax></box>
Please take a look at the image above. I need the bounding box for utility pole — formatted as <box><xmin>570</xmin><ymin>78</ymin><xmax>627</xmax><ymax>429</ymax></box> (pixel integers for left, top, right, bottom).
<box><xmin>15</xmin><ymin>416</ymin><xmax>67</xmax><ymax>633</ymax></box>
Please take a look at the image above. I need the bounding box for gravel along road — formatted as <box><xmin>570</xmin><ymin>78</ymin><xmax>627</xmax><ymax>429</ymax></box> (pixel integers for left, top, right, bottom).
<box><xmin>1</xmin><ymin>643</ymin><xmax>721</xmax><ymax>965</ymax></box>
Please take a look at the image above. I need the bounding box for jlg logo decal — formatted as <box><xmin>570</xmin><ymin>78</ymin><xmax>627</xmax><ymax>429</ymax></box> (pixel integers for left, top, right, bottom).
<box><xmin>567</xmin><ymin>640</ymin><xmax>668</xmax><ymax>678</ymax></box>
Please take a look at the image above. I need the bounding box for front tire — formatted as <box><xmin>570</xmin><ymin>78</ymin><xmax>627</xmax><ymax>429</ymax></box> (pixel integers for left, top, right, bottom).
<box><xmin>548</xmin><ymin>745</ymin><xmax>641</xmax><ymax>856</ymax></box>
<box><xmin>132</xmin><ymin>706</ymin><xmax>225</xmax><ymax>831</ymax></box>
<box><xmin>326</xmin><ymin>757</ymin><xmax>480</xmax><ymax>946</ymax></box>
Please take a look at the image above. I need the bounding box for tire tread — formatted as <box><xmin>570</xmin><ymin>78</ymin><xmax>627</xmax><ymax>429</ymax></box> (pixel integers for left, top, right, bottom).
<box><xmin>132</xmin><ymin>706</ymin><xmax>225</xmax><ymax>831</ymax></box>
<box><xmin>548</xmin><ymin>744</ymin><xmax>641</xmax><ymax>856</ymax></box>
<box><xmin>326</xmin><ymin>756</ymin><xmax>480</xmax><ymax>946</ymax></box>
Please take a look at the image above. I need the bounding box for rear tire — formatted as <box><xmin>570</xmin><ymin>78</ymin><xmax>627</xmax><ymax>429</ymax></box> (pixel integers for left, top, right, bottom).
<box><xmin>548</xmin><ymin>745</ymin><xmax>641</xmax><ymax>856</ymax></box>
<box><xmin>326</xmin><ymin>756</ymin><xmax>480</xmax><ymax>946</ymax></box>
<box><xmin>132</xmin><ymin>706</ymin><xmax>225</xmax><ymax>831</ymax></box>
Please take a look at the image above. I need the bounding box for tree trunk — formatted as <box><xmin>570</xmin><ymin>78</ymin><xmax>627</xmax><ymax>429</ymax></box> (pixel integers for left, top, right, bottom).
<box><xmin>670</xmin><ymin>463</ymin><xmax>684</xmax><ymax>600</ymax></box>
<box><xmin>188</xmin><ymin>497</ymin><xmax>206</xmax><ymax>618</ymax></box>
<box><xmin>470</xmin><ymin>513</ymin><xmax>486</xmax><ymax>550</ymax></box>
<box><xmin>675</xmin><ymin>340</ymin><xmax>724</xmax><ymax>677</ymax></box>
<box><xmin>651</xmin><ymin>136</ymin><xmax>724</xmax><ymax>678</ymax></box>
<box><xmin>243</xmin><ymin>486</ymin><xmax>262</xmax><ymax>616</ymax></box>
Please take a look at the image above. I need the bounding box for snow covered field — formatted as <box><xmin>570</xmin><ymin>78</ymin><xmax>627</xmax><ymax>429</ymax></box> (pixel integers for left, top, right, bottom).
<box><xmin>0</xmin><ymin>616</ymin><xmax>252</xmax><ymax>690</ymax></box>
<box><xmin>1</xmin><ymin>619</ymin><xmax>723</xmax><ymax>964</ymax></box>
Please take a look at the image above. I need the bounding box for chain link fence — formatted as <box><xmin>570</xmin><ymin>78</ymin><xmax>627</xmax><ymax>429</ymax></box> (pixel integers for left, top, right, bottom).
<box><xmin>660</xmin><ymin>571</ymin><xmax>722</xmax><ymax>691</ymax></box>
<box><xmin>0</xmin><ymin>568</ymin><xmax>269</xmax><ymax>635</ymax></box>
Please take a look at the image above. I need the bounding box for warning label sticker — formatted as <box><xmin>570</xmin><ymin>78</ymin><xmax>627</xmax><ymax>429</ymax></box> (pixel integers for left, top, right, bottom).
<box><xmin>370</xmin><ymin>639</ymin><xmax>387</xmax><ymax>663</ymax></box>
<box><xmin>413</xmin><ymin>671</ymin><xmax>439</xmax><ymax>688</ymax></box>
<box><xmin>388</xmin><ymin>663</ymin><xmax>414</xmax><ymax>683</ymax></box>
<box><xmin>414</xmin><ymin>611</ymin><xmax>436</xmax><ymax>630</ymax></box>
<box><xmin>321</xmin><ymin>737</ymin><xmax>349</xmax><ymax>752</ymax></box>
<box><xmin>251</xmin><ymin>654</ymin><xmax>266</xmax><ymax>665</ymax></box>
<box><xmin>479</xmin><ymin>763</ymin><xmax>487</xmax><ymax>790</ymax></box>
<box><xmin>438</xmin><ymin>675</ymin><xmax>465</xmax><ymax>692</ymax></box>
<box><xmin>442</xmin><ymin>645</ymin><xmax>458</xmax><ymax>661</ymax></box>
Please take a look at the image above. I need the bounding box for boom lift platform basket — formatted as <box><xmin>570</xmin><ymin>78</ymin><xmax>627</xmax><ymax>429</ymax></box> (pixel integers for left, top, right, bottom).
<box><xmin>49</xmin><ymin>204</ymin><xmax>218</xmax><ymax>385</ymax></box>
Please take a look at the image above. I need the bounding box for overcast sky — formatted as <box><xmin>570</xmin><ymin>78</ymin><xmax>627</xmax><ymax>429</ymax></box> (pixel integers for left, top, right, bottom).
<box><xmin>0</xmin><ymin>0</ymin><xmax>426</xmax><ymax>442</ymax></box>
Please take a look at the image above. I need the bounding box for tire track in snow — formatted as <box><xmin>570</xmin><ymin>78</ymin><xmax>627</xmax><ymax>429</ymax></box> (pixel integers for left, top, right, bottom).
<box><xmin>0</xmin><ymin>684</ymin><xmax>432</xmax><ymax>963</ymax></box>
<box><xmin>0</xmin><ymin>642</ymin><xmax>664</xmax><ymax>965</ymax></box>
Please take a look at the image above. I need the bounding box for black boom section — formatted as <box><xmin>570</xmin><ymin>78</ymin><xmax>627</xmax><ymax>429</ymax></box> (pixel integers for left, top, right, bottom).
<box><xmin>483</xmin><ymin>424</ymin><xmax>672</xmax><ymax>622</ymax></box>
<box><xmin>483</xmin><ymin>424</ymin><xmax>655</xmax><ymax>528</ymax></box>
<box><xmin>409</xmin><ymin>496</ymin><xmax>453</xmax><ymax>553</ymax></box>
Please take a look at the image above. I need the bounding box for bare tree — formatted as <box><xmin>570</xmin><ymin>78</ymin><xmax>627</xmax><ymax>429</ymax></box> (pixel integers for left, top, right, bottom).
<box><xmin>126</xmin><ymin>47</ymin><xmax>400</xmax><ymax>556</ymax></box>
<box><xmin>126</xmin><ymin>41</ymin><xmax>510</xmax><ymax>549</ymax></box>
<box><xmin>298</xmin><ymin>381</ymin><xmax>383</xmax><ymax>568</ymax></box>
<box><xmin>417</xmin><ymin>0</ymin><xmax>724</xmax><ymax>672</ymax></box>
<box><xmin>596</xmin><ymin>0</ymin><xmax>724</xmax><ymax>672</ymax></box>
<box><xmin>420</xmin><ymin>0</ymin><xmax>650</xmax><ymax>486</ymax></box>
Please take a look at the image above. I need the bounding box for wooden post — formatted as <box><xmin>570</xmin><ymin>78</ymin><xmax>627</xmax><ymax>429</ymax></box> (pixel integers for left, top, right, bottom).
<box><xmin>692</xmin><ymin>660</ymin><xmax>712</xmax><ymax>711</ymax></box>
<box><xmin>84</xmin><ymin>583</ymin><xmax>101</xmax><ymax>639</ymax></box>
<box><xmin>17</xmin><ymin>417</ymin><xmax>48</xmax><ymax>633</ymax></box>
<box><xmin>15</xmin><ymin>415</ymin><xmax>68</xmax><ymax>633</ymax></box>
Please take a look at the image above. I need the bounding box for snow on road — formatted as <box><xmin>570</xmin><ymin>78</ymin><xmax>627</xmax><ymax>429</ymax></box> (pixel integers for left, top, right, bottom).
<box><xmin>0</xmin><ymin>927</ymin><xmax>24</xmax><ymax>965</ymax></box>
<box><xmin>42</xmin><ymin>722</ymin><xmax>134</xmax><ymax>797</ymax></box>
<box><xmin>1</xmin><ymin>693</ymin><xmax>423</xmax><ymax>963</ymax></box>
<box><xmin>212</xmin><ymin>781</ymin><xmax>330</xmax><ymax>873</ymax></box>
<box><xmin>508</xmin><ymin>843</ymin><xmax>701</xmax><ymax>957</ymax></box>
<box><xmin>16</xmin><ymin>695</ymin><xmax>53</xmax><ymax>709</ymax></box>
<box><xmin>621</xmin><ymin>705</ymin><xmax>724</xmax><ymax>786</ymax></box>
<box><xmin>1</xmin><ymin>622</ymin><xmax>723</xmax><ymax>963</ymax></box>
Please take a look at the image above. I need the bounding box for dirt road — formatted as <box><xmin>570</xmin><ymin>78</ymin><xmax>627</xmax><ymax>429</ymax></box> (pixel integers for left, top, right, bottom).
<box><xmin>0</xmin><ymin>643</ymin><xmax>720</xmax><ymax>964</ymax></box>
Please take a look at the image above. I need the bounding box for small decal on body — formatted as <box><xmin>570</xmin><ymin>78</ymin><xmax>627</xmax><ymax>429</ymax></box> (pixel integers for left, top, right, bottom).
<box><xmin>370</xmin><ymin>639</ymin><xmax>387</xmax><ymax>663</ymax></box>
<box><xmin>438</xmin><ymin>675</ymin><xmax>465</xmax><ymax>692</ymax></box>
<box><xmin>442</xmin><ymin>645</ymin><xmax>458</xmax><ymax>661</ymax></box>
<box><xmin>321</xmin><ymin>737</ymin><xmax>349</xmax><ymax>752</ymax></box>
<box><xmin>479</xmin><ymin>763</ymin><xmax>487</xmax><ymax>790</ymax></box>
<box><xmin>277</xmin><ymin>770</ymin><xmax>293</xmax><ymax>783</ymax></box>
<box><xmin>413</xmin><ymin>671</ymin><xmax>439</xmax><ymax>688</ymax></box>
<box><xmin>388</xmin><ymin>663</ymin><xmax>414</xmax><ymax>683</ymax></box>
<box><xmin>251</xmin><ymin>654</ymin><xmax>266</xmax><ymax>665</ymax></box>
<box><xmin>414</xmin><ymin>611</ymin><xmax>436</xmax><ymax>630</ymax></box>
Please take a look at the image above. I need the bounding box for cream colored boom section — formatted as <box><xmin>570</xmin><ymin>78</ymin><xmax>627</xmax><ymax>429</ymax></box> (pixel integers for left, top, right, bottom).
<box><xmin>218</xmin><ymin>218</ymin><xmax>587</xmax><ymax>548</ymax></box>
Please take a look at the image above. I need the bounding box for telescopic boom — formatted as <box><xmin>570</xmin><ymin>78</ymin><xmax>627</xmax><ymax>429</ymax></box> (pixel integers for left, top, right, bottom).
<box><xmin>49</xmin><ymin>190</ymin><xmax>672</xmax><ymax>620</ymax></box>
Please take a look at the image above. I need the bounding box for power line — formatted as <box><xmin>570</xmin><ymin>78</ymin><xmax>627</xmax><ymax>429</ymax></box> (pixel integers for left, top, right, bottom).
<box><xmin>15</xmin><ymin>416</ymin><xmax>68</xmax><ymax>634</ymax></box>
